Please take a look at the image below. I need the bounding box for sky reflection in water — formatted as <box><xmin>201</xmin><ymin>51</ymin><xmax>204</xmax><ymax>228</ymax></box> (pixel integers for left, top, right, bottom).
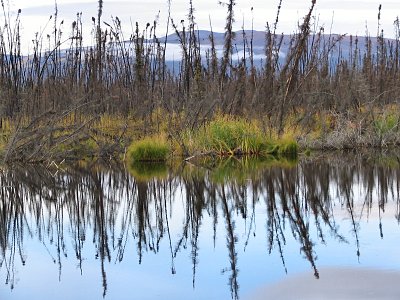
<box><xmin>1</xmin><ymin>153</ymin><xmax>400</xmax><ymax>300</ymax></box>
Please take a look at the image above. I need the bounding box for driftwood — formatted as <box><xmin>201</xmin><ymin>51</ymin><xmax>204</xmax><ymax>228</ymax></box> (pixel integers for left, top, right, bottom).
<box><xmin>184</xmin><ymin>147</ymin><xmax>250</xmax><ymax>161</ymax></box>
<box><xmin>184</xmin><ymin>150</ymin><xmax>217</xmax><ymax>162</ymax></box>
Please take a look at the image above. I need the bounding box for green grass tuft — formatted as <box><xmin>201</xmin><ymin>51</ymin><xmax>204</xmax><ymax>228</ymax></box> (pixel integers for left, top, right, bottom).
<box><xmin>194</xmin><ymin>116</ymin><xmax>267</xmax><ymax>155</ymax></box>
<box><xmin>277</xmin><ymin>139</ymin><xmax>298</xmax><ymax>156</ymax></box>
<box><xmin>374</xmin><ymin>114</ymin><xmax>397</xmax><ymax>135</ymax></box>
<box><xmin>182</xmin><ymin>115</ymin><xmax>299</xmax><ymax>159</ymax></box>
<box><xmin>127</xmin><ymin>136</ymin><xmax>170</xmax><ymax>162</ymax></box>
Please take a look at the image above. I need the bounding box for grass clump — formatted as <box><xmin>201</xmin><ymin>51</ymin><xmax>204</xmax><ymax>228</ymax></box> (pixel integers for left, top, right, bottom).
<box><xmin>182</xmin><ymin>115</ymin><xmax>299</xmax><ymax>159</ymax></box>
<box><xmin>276</xmin><ymin>139</ymin><xmax>298</xmax><ymax>156</ymax></box>
<box><xmin>194</xmin><ymin>116</ymin><xmax>267</xmax><ymax>155</ymax></box>
<box><xmin>373</xmin><ymin>114</ymin><xmax>397</xmax><ymax>135</ymax></box>
<box><xmin>127</xmin><ymin>136</ymin><xmax>170</xmax><ymax>162</ymax></box>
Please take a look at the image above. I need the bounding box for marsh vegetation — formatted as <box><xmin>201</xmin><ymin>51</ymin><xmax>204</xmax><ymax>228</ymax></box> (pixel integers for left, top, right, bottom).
<box><xmin>0</xmin><ymin>1</ymin><xmax>399</xmax><ymax>163</ymax></box>
<box><xmin>1</xmin><ymin>2</ymin><xmax>400</xmax><ymax>299</ymax></box>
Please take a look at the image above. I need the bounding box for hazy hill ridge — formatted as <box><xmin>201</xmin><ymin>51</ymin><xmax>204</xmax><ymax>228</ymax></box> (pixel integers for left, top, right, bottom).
<box><xmin>150</xmin><ymin>30</ymin><xmax>389</xmax><ymax>62</ymax></box>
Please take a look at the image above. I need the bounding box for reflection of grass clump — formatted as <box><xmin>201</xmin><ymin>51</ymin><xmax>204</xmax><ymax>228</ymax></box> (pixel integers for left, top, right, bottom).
<box><xmin>191</xmin><ymin>156</ymin><xmax>298</xmax><ymax>184</ymax></box>
<box><xmin>368</xmin><ymin>152</ymin><xmax>400</xmax><ymax>168</ymax></box>
<box><xmin>127</xmin><ymin>136</ymin><xmax>170</xmax><ymax>162</ymax></box>
<box><xmin>128</xmin><ymin>162</ymin><xmax>168</xmax><ymax>181</ymax></box>
<box><xmin>210</xmin><ymin>157</ymin><xmax>258</xmax><ymax>183</ymax></box>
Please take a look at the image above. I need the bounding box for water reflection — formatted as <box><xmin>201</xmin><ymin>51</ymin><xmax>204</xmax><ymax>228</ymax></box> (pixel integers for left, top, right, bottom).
<box><xmin>1</xmin><ymin>152</ymin><xmax>400</xmax><ymax>299</ymax></box>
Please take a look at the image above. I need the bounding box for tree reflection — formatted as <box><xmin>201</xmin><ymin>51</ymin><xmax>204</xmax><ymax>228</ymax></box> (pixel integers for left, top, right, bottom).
<box><xmin>1</xmin><ymin>152</ymin><xmax>400</xmax><ymax>299</ymax></box>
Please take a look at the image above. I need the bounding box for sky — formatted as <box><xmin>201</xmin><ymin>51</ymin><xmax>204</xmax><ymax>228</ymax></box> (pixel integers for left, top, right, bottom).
<box><xmin>4</xmin><ymin>0</ymin><xmax>400</xmax><ymax>52</ymax></box>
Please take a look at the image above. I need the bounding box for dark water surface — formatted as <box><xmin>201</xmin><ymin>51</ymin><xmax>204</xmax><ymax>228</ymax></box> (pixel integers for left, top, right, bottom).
<box><xmin>1</xmin><ymin>152</ymin><xmax>400</xmax><ymax>300</ymax></box>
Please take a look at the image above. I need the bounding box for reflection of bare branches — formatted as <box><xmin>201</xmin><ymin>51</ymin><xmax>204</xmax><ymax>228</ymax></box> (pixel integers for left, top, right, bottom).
<box><xmin>92</xmin><ymin>172</ymin><xmax>111</xmax><ymax>297</ymax></box>
<box><xmin>337</xmin><ymin>162</ymin><xmax>361</xmax><ymax>260</ymax></box>
<box><xmin>303</xmin><ymin>163</ymin><xmax>345</xmax><ymax>244</ymax></box>
<box><xmin>163</xmin><ymin>178</ymin><xmax>176</xmax><ymax>275</ymax></box>
<box><xmin>0</xmin><ymin>184</ymin><xmax>27</xmax><ymax>290</ymax></box>
<box><xmin>179</xmin><ymin>175</ymin><xmax>206</xmax><ymax>288</ymax></box>
<box><xmin>347</xmin><ymin>196</ymin><xmax>361</xmax><ymax>260</ymax></box>
<box><xmin>282</xmin><ymin>168</ymin><xmax>320</xmax><ymax>278</ymax></box>
<box><xmin>1</xmin><ymin>153</ymin><xmax>400</xmax><ymax>299</ymax></box>
<box><xmin>266</xmin><ymin>171</ymin><xmax>287</xmax><ymax>273</ymax></box>
<box><xmin>243</xmin><ymin>188</ymin><xmax>257</xmax><ymax>252</ymax></box>
<box><xmin>220</xmin><ymin>185</ymin><xmax>239</xmax><ymax>300</ymax></box>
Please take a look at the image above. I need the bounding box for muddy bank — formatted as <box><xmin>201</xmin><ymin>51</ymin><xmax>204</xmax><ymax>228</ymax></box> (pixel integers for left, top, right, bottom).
<box><xmin>245</xmin><ymin>267</ymin><xmax>400</xmax><ymax>300</ymax></box>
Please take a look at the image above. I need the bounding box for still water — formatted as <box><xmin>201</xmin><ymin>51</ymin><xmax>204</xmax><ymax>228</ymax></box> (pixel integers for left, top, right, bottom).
<box><xmin>1</xmin><ymin>152</ymin><xmax>400</xmax><ymax>300</ymax></box>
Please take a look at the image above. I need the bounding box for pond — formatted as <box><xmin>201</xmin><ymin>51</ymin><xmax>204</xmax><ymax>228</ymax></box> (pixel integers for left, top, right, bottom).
<box><xmin>1</xmin><ymin>152</ymin><xmax>400</xmax><ymax>300</ymax></box>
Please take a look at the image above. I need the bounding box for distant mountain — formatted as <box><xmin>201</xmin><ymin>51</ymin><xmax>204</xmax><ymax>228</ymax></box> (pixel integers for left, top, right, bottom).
<box><xmin>157</xmin><ymin>30</ymin><xmax>392</xmax><ymax>64</ymax></box>
<box><xmin>160</xmin><ymin>29</ymin><xmax>387</xmax><ymax>47</ymax></box>
<box><xmin>46</xmin><ymin>30</ymin><xmax>391</xmax><ymax>72</ymax></box>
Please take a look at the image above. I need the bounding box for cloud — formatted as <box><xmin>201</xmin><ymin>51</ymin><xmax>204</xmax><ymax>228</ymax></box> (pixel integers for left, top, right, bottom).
<box><xmin>13</xmin><ymin>0</ymin><xmax>400</xmax><ymax>53</ymax></box>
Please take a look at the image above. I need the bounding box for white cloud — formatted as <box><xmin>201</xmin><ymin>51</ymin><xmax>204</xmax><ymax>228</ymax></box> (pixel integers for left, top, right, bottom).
<box><xmin>6</xmin><ymin>0</ymin><xmax>400</xmax><ymax>53</ymax></box>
